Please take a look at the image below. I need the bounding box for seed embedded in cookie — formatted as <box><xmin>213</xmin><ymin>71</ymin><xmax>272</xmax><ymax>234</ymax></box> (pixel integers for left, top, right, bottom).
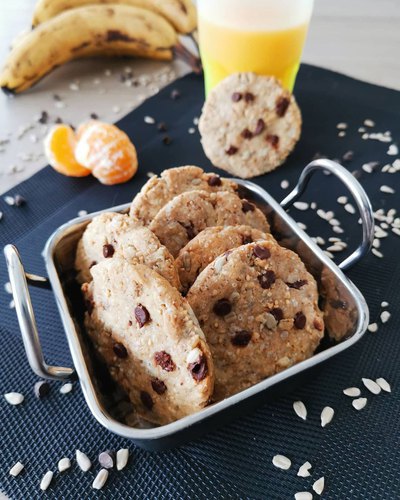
<box><xmin>287</xmin><ymin>280</ymin><xmax>308</xmax><ymax>289</ymax></box>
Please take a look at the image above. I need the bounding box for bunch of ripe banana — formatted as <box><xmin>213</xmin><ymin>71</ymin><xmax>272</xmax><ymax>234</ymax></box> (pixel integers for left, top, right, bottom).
<box><xmin>0</xmin><ymin>0</ymin><xmax>199</xmax><ymax>94</ymax></box>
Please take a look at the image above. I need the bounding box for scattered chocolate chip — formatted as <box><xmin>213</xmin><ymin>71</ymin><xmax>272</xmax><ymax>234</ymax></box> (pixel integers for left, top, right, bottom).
<box><xmin>170</xmin><ymin>89</ymin><xmax>181</xmax><ymax>100</ymax></box>
<box><xmin>342</xmin><ymin>150</ymin><xmax>354</xmax><ymax>162</ymax></box>
<box><xmin>244</xmin><ymin>92</ymin><xmax>255</xmax><ymax>103</ymax></box>
<box><xmin>140</xmin><ymin>390</ymin><xmax>154</xmax><ymax>410</ymax></box>
<box><xmin>162</xmin><ymin>135</ymin><xmax>172</xmax><ymax>145</ymax></box>
<box><xmin>14</xmin><ymin>195</ymin><xmax>26</xmax><ymax>207</ymax></box>
<box><xmin>154</xmin><ymin>351</ymin><xmax>176</xmax><ymax>372</ymax></box>
<box><xmin>134</xmin><ymin>304</ymin><xmax>150</xmax><ymax>328</ymax></box>
<box><xmin>266</xmin><ymin>134</ymin><xmax>280</xmax><ymax>149</ymax></box>
<box><xmin>207</xmin><ymin>175</ymin><xmax>222</xmax><ymax>187</ymax></box>
<box><xmin>34</xmin><ymin>381</ymin><xmax>50</xmax><ymax>399</ymax></box>
<box><xmin>90</xmin><ymin>113</ymin><xmax>99</xmax><ymax>120</ymax></box>
<box><xmin>258</xmin><ymin>270</ymin><xmax>276</xmax><ymax>289</ymax></box>
<box><xmin>98</xmin><ymin>450</ymin><xmax>114</xmax><ymax>469</ymax></box>
<box><xmin>113</xmin><ymin>342</ymin><xmax>128</xmax><ymax>358</ymax></box>
<box><xmin>254</xmin><ymin>118</ymin><xmax>265</xmax><ymax>135</ymax></box>
<box><xmin>253</xmin><ymin>245</ymin><xmax>271</xmax><ymax>260</ymax></box>
<box><xmin>231</xmin><ymin>92</ymin><xmax>242</xmax><ymax>102</ymax></box>
<box><xmin>294</xmin><ymin>312</ymin><xmax>306</xmax><ymax>329</ymax></box>
<box><xmin>313</xmin><ymin>318</ymin><xmax>324</xmax><ymax>331</ymax></box>
<box><xmin>231</xmin><ymin>330</ymin><xmax>252</xmax><ymax>347</ymax></box>
<box><xmin>157</xmin><ymin>122</ymin><xmax>167</xmax><ymax>132</ymax></box>
<box><xmin>213</xmin><ymin>298</ymin><xmax>232</xmax><ymax>316</ymax></box>
<box><xmin>226</xmin><ymin>145</ymin><xmax>238</xmax><ymax>155</ymax></box>
<box><xmin>287</xmin><ymin>280</ymin><xmax>308</xmax><ymax>290</ymax></box>
<box><xmin>270</xmin><ymin>308</ymin><xmax>284</xmax><ymax>322</ymax></box>
<box><xmin>242</xmin><ymin>236</ymin><xmax>253</xmax><ymax>244</ymax></box>
<box><xmin>241</xmin><ymin>128</ymin><xmax>253</xmax><ymax>139</ymax></box>
<box><xmin>188</xmin><ymin>354</ymin><xmax>208</xmax><ymax>381</ymax></box>
<box><xmin>55</xmin><ymin>117</ymin><xmax>63</xmax><ymax>124</ymax></box>
<box><xmin>103</xmin><ymin>244</ymin><xmax>114</xmax><ymax>258</ymax></box>
<box><xmin>242</xmin><ymin>199</ymin><xmax>255</xmax><ymax>213</ymax></box>
<box><xmin>329</xmin><ymin>299</ymin><xmax>348</xmax><ymax>310</ymax></box>
<box><xmin>85</xmin><ymin>299</ymin><xmax>94</xmax><ymax>315</ymax></box>
<box><xmin>151</xmin><ymin>378</ymin><xmax>167</xmax><ymax>395</ymax></box>
<box><xmin>276</xmin><ymin>96</ymin><xmax>290</xmax><ymax>117</ymax></box>
<box><xmin>38</xmin><ymin>111</ymin><xmax>49</xmax><ymax>124</ymax></box>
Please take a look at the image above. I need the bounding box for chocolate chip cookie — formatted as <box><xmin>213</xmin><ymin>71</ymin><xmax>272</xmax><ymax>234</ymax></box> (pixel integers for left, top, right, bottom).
<box><xmin>149</xmin><ymin>190</ymin><xmax>270</xmax><ymax>258</ymax></box>
<box><xmin>176</xmin><ymin>225</ymin><xmax>273</xmax><ymax>293</ymax></box>
<box><xmin>187</xmin><ymin>241</ymin><xmax>324</xmax><ymax>400</ymax></box>
<box><xmin>82</xmin><ymin>259</ymin><xmax>214</xmax><ymax>425</ymax></box>
<box><xmin>130</xmin><ymin>165</ymin><xmax>238</xmax><ymax>225</ymax></box>
<box><xmin>75</xmin><ymin>212</ymin><xmax>180</xmax><ymax>290</ymax></box>
<box><xmin>199</xmin><ymin>72</ymin><xmax>302</xmax><ymax>178</ymax></box>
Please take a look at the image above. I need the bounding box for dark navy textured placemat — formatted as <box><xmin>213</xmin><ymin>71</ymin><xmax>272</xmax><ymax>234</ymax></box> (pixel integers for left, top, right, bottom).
<box><xmin>1</xmin><ymin>64</ymin><xmax>400</xmax><ymax>499</ymax></box>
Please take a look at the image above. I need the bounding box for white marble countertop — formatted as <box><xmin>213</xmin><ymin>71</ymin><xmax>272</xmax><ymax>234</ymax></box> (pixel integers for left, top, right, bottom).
<box><xmin>0</xmin><ymin>0</ymin><xmax>399</xmax><ymax>194</ymax></box>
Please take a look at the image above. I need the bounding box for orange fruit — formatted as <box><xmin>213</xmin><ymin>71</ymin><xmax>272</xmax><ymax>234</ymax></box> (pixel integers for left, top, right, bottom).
<box><xmin>44</xmin><ymin>124</ymin><xmax>91</xmax><ymax>177</ymax></box>
<box><xmin>75</xmin><ymin>121</ymin><xmax>138</xmax><ymax>185</ymax></box>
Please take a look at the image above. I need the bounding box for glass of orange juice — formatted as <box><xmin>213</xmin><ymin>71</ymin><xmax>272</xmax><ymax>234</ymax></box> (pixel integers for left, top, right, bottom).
<box><xmin>198</xmin><ymin>0</ymin><xmax>314</xmax><ymax>95</ymax></box>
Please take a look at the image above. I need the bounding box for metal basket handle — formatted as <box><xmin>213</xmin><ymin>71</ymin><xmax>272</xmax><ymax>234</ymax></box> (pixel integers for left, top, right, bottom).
<box><xmin>4</xmin><ymin>244</ymin><xmax>75</xmax><ymax>380</ymax></box>
<box><xmin>280</xmin><ymin>159</ymin><xmax>375</xmax><ymax>271</ymax></box>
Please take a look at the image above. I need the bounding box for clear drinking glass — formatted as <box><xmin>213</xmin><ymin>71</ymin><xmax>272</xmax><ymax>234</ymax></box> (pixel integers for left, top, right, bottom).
<box><xmin>198</xmin><ymin>0</ymin><xmax>314</xmax><ymax>95</ymax></box>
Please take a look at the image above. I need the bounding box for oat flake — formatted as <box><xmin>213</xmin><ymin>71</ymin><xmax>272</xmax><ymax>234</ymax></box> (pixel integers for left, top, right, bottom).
<box><xmin>293</xmin><ymin>400</ymin><xmax>307</xmax><ymax>420</ymax></box>
<box><xmin>272</xmin><ymin>454</ymin><xmax>291</xmax><ymax>470</ymax></box>
<box><xmin>362</xmin><ymin>378</ymin><xmax>381</xmax><ymax>394</ymax></box>
<box><xmin>321</xmin><ymin>406</ymin><xmax>334</xmax><ymax>427</ymax></box>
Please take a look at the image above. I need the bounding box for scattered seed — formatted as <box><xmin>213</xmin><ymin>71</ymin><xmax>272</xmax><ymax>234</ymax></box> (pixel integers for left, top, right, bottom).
<box><xmin>321</xmin><ymin>406</ymin><xmax>334</xmax><ymax>427</ymax></box>
<box><xmin>4</xmin><ymin>392</ymin><xmax>24</xmax><ymax>405</ymax></box>
<box><xmin>336</xmin><ymin>123</ymin><xmax>348</xmax><ymax>130</ymax></box>
<box><xmin>170</xmin><ymin>89</ymin><xmax>181</xmax><ymax>100</ymax></box>
<box><xmin>337</xmin><ymin>196</ymin><xmax>347</xmax><ymax>204</ymax></box>
<box><xmin>60</xmin><ymin>383</ymin><xmax>73</xmax><ymax>394</ymax></box>
<box><xmin>293</xmin><ymin>400</ymin><xmax>307</xmax><ymax>420</ymax></box>
<box><xmin>281</xmin><ymin>179</ymin><xmax>289</xmax><ymax>189</ymax></box>
<box><xmin>380</xmin><ymin>185</ymin><xmax>395</xmax><ymax>194</ymax></box>
<box><xmin>0</xmin><ymin>211</ymin><xmax>3</xmax><ymax>221</ymax></box>
<box><xmin>76</xmin><ymin>450</ymin><xmax>91</xmax><ymax>471</ymax></box>
<box><xmin>376</xmin><ymin>378</ymin><xmax>391</xmax><ymax>393</ymax></box>
<box><xmin>344</xmin><ymin>203</ymin><xmax>356</xmax><ymax>214</ymax></box>
<box><xmin>367</xmin><ymin>323</ymin><xmax>378</xmax><ymax>333</ymax></box>
<box><xmin>381</xmin><ymin>301</ymin><xmax>389</xmax><ymax>307</ymax></box>
<box><xmin>9</xmin><ymin>462</ymin><xmax>24</xmax><ymax>477</ymax></box>
<box><xmin>315</xmin><ymin>236</ymin><xmax>325</xmax><ymax>245</ymax></box>
<box><xmin>294</xmin><ymin>492</ymin><xmax>313</xmax><ymax>500</ymax></box>
<box><xmin>144</xmin><ymin>116</ymin><xmax>155</xmax><ymax>124</ymax></box>
<box><xmin>297</xmin><ymin>222</ymin><xmax>307</xmax><ymax>230</ymax></box>
<box><xmin>90</xmin><ymin>113</ymin><xmax>98</xmax><ymax>120</ymax></box>
<box><xmin>338</xmin><ymin>131</ymin><xmax>346</xmax><ymax>137</ymax></box>
<box><xmin>310</xmin><ymin>202</ymin><xmax>317</xmax><ymax>210</ymax></box>
<box><xmin>323</xmin><ymin>251</ymin><xmax>334</xmax><ymax>259</ymax></box>
<box><xmin>313</xmin><ymin>477</ymin><xmax>325</xmax><ymax>495</ymax></box>
<box><xmin>162</xmin><ymin>135</ymin><xmax>172</xmax><ymax>145</ymax></box>
<box><xmin>294</xmin><ymin>202</ymin><xmax>309</xmax><ymax>211</ymax></box>
<box><xmin>372</xmin><ymin>239</ymin><xmax>380</xmax><ymax>248</ymax></box>
<box><xmin>329</xmin><ymin>219</ymin><xmax>340</xmax><ymax>226</ymax></box>
<box><xmin>358</xmin><ymin>127</ymin><xmax>366</xmax><ymax>133</ymax></box>
<box><xmin>193</xmin><ymin>117</ymin><xmax>199</xmax><ymax>125</ymax></box>
<box><xmin>297</xmin><ymin>461</ymin><xmax>312</xmax><ymax>477</ymax></box>
<box><xmin>380</xmin><ymin>310</ymin><xmax>391</xmax><ymax>323</ymax></box>
<box><xmin>112</xmin><ymin>105</ymin><xmax>121</xmax><ymax>113</ymax></box>
<box><xmin>58</xmin><ymin>457</ymin><xmax>71</xmax><ymax>472</ymax></box>
<box><xmin>372</xmin><ymin>248</ymin><xmax>383</xmax><ymax>258</ymax></box>
<box><xmin>272</xmin><ymin>454</ymin><xmax>291</xmax><ymax>470</ymax></box>
<box><xmin>387</xmin><ymin>144</ymin><xmax>399</xmax><ymax>156</ymax></box>
<box><xmin>78</xmin><ymin>210</ymin><xmax>88</xmax><ymax>217</ymax></box>
<box><xmin>92</xmin><ymin>469</ymin><xmax>109</xmax><ymax>490</ymax></box>
<box><xmin>375</xmin><ymin>227</ymin><xmax>388</xmax><ymax>238</ymax></box>
<box><xmin>4</xmin><ymin>195</ymin><xmax>15</xmax><ymax>206</ymax></box>
<box><xmin>4</xmin><ymin>282</ymin><xmax>12</xmax><ymax>294</ymax></box>
<box><xmin>34</xmin><ymin>381</ymin><xmax>50</xmax><ymax>399</ymax></box>
<box><xmin>116</xmin><ymin>448</ymin><xmax>129</xmax><ymax>470</ymax></box>
<box><xmin>40</xmin><ymin>471</ymin><xmax>53</xmax><ymax>491</ymax></box>
<box><xmin>343</xmin><ymin>387</ymin><xmax>361</xmax><ymax>397</ymax></box>
<box><xmin>333</xmin><ymin>226</ymin><xmax>344</xmax><ymax>234</ymax></box>
<box><xmin>364</xmin><ymin>119</ymin><xmax>375</xmax><ymax>127</ymax></box>
<box><xmin>342</xmin><ymin>150</ymin><xmax>354</xmax><ymax>162</ymax></box>
<box><xmin>188</xmin><ymin>127</ymin><xmax>196</xmax><ymax>134</ymax></box>
<box><xmin>99</xmin><ymin>450</ymin><xmax>114</xmax><ymax>469</ymax></box>
<box><xmin>362</xmin><ymin>378</ymin><xmax>381</xmax><ymax>394</ymax></box>
<box><xmin>326</xmin><ymin>245</ymin><xmax>344</xmax><ymax>253</ymax></box>
<box><xmin>352</xmin><ymin>397</ymin><xmax>367</xmax><ymax>410</ymax></box>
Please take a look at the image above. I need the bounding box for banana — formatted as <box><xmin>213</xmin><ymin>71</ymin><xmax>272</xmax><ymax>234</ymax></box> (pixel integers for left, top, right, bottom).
<box><xmin>32</xmin><ymin>0</ymin><xmax>197</xmax><ymax>34</ymax></box>
<box><xmin>0</xmin><ymin>5</ymin><xmax>178</xmax><ymax>94</ymax></box>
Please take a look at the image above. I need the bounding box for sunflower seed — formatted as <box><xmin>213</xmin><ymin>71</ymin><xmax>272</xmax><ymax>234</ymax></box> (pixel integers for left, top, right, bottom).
<box><xmin>313</xmin><ymin>477</ymin><xmax>325</xmax><ymax>495</ymax></box>
<box><xmin>297</xmin><ymin>222</ymin><xmax>307</xmax><ymax>230</ymax></box>
<box><xmin>293</xmin><ymin>401</ymin><xmax>307</xmax><ymax>420</ymax></box>
<box><xmin>40</xmin><ymin>471</ymin><xmax>53</xmax><ymax>491</ymax></box>
<box><xmin>58</xmin><ymin>457</ymin><xmax>71</xmax><ymax>472</ymax></box>
<box><xmin>381</xmin><ymin>301</ymin><xmax>389</xmax><ymax>307</ymax></box>
<box><xmin>144</xmin><ymin>115</ymin><xmax>155</xmax><ymax>124</ymax></box>
<box><xmin>321</xmin><ymin>406</ymin><xmax>334</xmax><ymax>427</ymax></box>
<box><xmin>343</xmin><ymin>387</ymin><xmax>361</xmax><ymax>397</ymax></box>
<box><xmin>272</xmin><ymin>454</ymin><xmax>291</xmax><ymax>470</ymax></box>
<box><xmin>338</xmin><ymin>131</ymin><xmax>346</xmax><ymax>138</ymax></box>
<box><xmin>9</xmin><ymin>462</ymin><xmax>24</xmax><ymax>477</ymax></box>
<box><xmin>116</xmin><ymin>448</ymin><xmax>129</xmax><ymax>470</ymax></box>
<box><xmin>76</xmin><ymin>450</ymin><xmax>91</xmax><ymax>471</ymax></box>
<box><xmin>60</xmin><ymin>383</ymin><xmax>73</xmax><ymax>394</ymax></box>
<box><xmin>326</xmin><ymin>244</ymin><xmax>344</xmax><ymax>253</ymax></box>
<box><xmin>336</xmin><ymin>122</ymin><xmax>348</xmax><ymax>130</ymax></box>
<box><xmin>352</xmin><ymin>397</ymin><xmax>367</xmax><ymax>410</ymax></box>
<box><xmin>297</xmin><ymin>461</ymin><xmax>312</xmax><ymax>477</ymax></box>
<box><xmin>376</xmin><ymin>378</ymin><xmax>391</xmax><ymax>393</ymax></box>
<box><xmin>294</xmin><ymin>202</ymin><xmax>309</xmax><ymax>211</ymax></box>
<box><xmin>4</xmin><ymin>392</ymin><xmax>24</xmax><ymax>405</ymax></box>
<box><xmin>392</xmin><ymin>227</ymin><xmax>400</xmax><ymax>236</ymax></box>
<box><xmin>362</xmin><ymin>163</ymin><xmax>373</xmax><ymax>173</ymax></box>
<box><xmin>344</xmin><ymin>203</ymin><xmax>356</xmax><ymax>214</ymax></box>
<box><xmin>372</xmin><ymin>249</ymin><xmax>383</xmax><ymax>258</ymax></box>
<box><xmin>372</xmin><ymin>239</ymin><xmax>380</xmax><ymax>248</ymax></box>
<box><xmin>374</xmin><ymin>227</ymin><xmax>388</xmax><ymax>238</ymax></box>
<box><xmin>380</xmin><ymin>185</ymin><xmax>395</xmax><ymax>194</ymax></box>
<box><xmin>337</xmin><ymin>196</ymin><xmax>348</xmax><ymax>204</ymax></box>
<box><xmin>329</xmin><ymin>219</ymin><xmax>340</xmax><ymax>226</ymax></box>
<box><xmin>92</xmin><ymin>469</ymin><xmax>109</xmax><ymax>490</ymax></box>
<box><xmin>364</xmin><ymin>119</ymin><xmax>375</xmax><ymax>127</ymax></box>
<box><xmin>324</xmin><ymin>251</ymin><xmax>334</xmax><ymax>259</ymax></box>
<box><xmin>99</xmin><ymin>450</ymin><xmax>114</xmax><ymax>469</ymax></box>
<box><xmin>362</xmin><ymin>378</ymin><xmax>381</xmax><ymax>394</ymax></box>
<box><xmin>367</xmin><ymin>323</ymin><xmax>378</xmax><ymax>333</ymax></box>
<box><xmin>315</xmin><ymin>236</ymin><xmax>325</xmax><ymax>245</ymax></box>
<box><xmin>387</xmin><ymin>144</ymin><xmax>399</xmax><ymax>156</ymax></box>
<box><xmin>380</xmin><ymin>311</ymin><xmax>391</xmax><ymax>323</ymax></box>
<box><xmin>332</xmin><ymin>226</ymin><xmax>344</xmax><ymax>234</ymax></box>
<box><xmin>295</xmin><ymin>492</ymin><xmax>313</xmax><ymax>500</ymax></box>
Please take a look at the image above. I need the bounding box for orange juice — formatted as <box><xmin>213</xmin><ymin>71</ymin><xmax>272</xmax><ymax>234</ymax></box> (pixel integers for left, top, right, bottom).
<box><xmin>198</xmin><ymin>0</ymin><xmax>314</xmax><ymax>94</ymax></box>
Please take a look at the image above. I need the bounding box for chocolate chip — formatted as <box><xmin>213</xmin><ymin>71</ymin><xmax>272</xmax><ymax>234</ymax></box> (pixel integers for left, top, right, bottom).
<box><xmin>113</xmin><ymin>342</ymin><xmax>128</xmax><ymax>358</ymax></box>
<box><xmin>213</xmin><ymin>298</ymin><xmax>232</xmax><ymax>316</ymax></box>
<box><xmin>151</xmin><ymin>378</ymin><xmax>167</xmax><ymax>395</ymax></box>
<box><xmin>254</xmin><ymin>118</ymin><xmax>265</xmax><ymax>135</ymax></box>
<box><xmin>276</xmin><ymin>96</ymin><xmax>290</xmax><ymax>117</ymax></box>
<box><xmin>89</xmin><ymin>260</ymin><xmax>97</xmax><ymax>269</ymax></box>
<box><xmin>140</xmin><ymin>390</ymin><xmax>153</xmax><ymax>410</ymax></box>
<box><xmin>231</xmin><ymin>92</ymin><xmax>242</xmax><ymax>102</ymax></box>
<box><xmin>244</xmin><ymin>92</ymin><xmax>255</xmax><ymax>102</ymax></box>
<box><xmin>207</xmin><ymin>175</ymin><xmax>222</xmax><ymax>187</ymax></box>
<box><xmin>85</xmin><ymin>299</ymin><xmax>94</xmax><ymax>315</ymax></box>
<box><xmin>162</xmin><ymin>135</ymin><xmax>172</xmax><ymax>145</ymax></box>
<box><xmin>135</xmin><ymin>304</ymin><xmax>150</xmax><ymax>328</ymax></box>
<box><xmin>329</xmin><ymin>299</ymin><xmax>348</xmax><ymax>310</ymax></box>
<box><xmin>241</xmin><ymin>128</ymin><xmax>253</xmax><ymax>139</ymax></box>
<box><xmin>231</xmin><ymin>330</ymin><xmax>252</xmax><ymax>347</ymax></box>
<box><xmin>98</xmin><ymin>450</ymin><xmax>114</xmax><ymax>469</ymax></box>
<box><xmin>14</xmin><ymin>195</ymin><xmax>26</xmax><ymax>207</ymax></box>
<box><xmin>38</xmin><ymin>111</ymin><xmax>49</xmax><ymax>124</ymax></box>
<box><xmin>188</xmin><ymin>354</ymin><xmax>208</xmax><ymax>381</ymax></box>
<box><xmin>55</xmin><ymin>117</ymin><xmax>63</xmax><ymax>124</ymax></box>
<box><xmin>342</xmin><ymin>150</ymin><xmax>354</xmax><ymax>162</ymax></box>
<box><xmin>90</xmin><ymin>112</ymin><xmax>99</xmax><ymax>120</ymax></box>
<box><xmin>287</xmin><ymin>280</ymin><xmax>308</xmax><ymax>290</ymax></box>
<box><xmin>179</xmin><ymin>221</ymin><xmax>196</xmax><ymax>240</ymax></box>
<box><xmin>242</xmin><ymin>199</ymin><xmax>255</xmax><ymax>213</ymax></box>
<box><xmin>34</xmin><ymin>381</ymin><xmax>50</xmax><ymax>399</ymax></box>
<box><xmin>266</xmin><ymin>134</ymin><xmax>280</xmax><ymax>149</ymax></box>
<box><xmin>226</xmin><ymin>145</ymin><xmax>238</xmax><ymax>155</ymax></box>
<box><xmin>103</xmin><ymin>244</ymin><xmax>114</xmax><ymax>258</ymax></box>
<box><xmin>294</xmin><ymin>312</ymin><xmax>306</xmax><ymax>329</ymax></box>
<box><xmin>242</xmin><ymin>236</ymin><xmax>253</xmax><ymax>244</ymax></box>
<box><xmin>253</xmin><ymin>245</ymin><xmax>271</xmax><ymax>259</ymax></box>
<box><xmin>170</xmin><ymin>89</ymin><xmax>181</xmax><ymax>100</ymax></box>
<box><xmin>258</xmin><ymin>270</ymin><xmax>276</xmax><ymax>289</ymax></box>
<box><xmin>154</xmin><ymin>351</ymin><xmax>176</xmax><ymax>372</ymax></box>
<box><xmin>157</xmin><ymin>122</ymin><xmax>167</xmax><ymax>132</ymax></box>
<box><xmin>270</xmin><ymin>307</ymin><xmax>284</xmax><ymax>322</ymax></box>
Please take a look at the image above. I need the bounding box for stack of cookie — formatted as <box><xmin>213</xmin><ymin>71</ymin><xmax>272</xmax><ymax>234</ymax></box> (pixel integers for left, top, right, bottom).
<box><xmin>75</xmin><ymin>166</ymin><xmax>324</xmax><ymax>425</ymax></box>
